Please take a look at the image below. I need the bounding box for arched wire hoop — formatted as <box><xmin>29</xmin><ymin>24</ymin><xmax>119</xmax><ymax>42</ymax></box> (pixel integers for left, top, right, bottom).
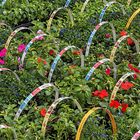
<box><xmin>85</xmin><ymin>58</ymin><xmax>117</xmax><ymax>80</ymax></box>
<box><xmin>85</xmin><ymin>21</ymin><xmax>116</xmax><ymax>56</ymax></box>
<box><xmin>48</xmin><ymin>46</ymin><xmax>84</xmax><ymax>82</ymax></box>
<box><xmin>110</xmin><ymin>35</ymin><xmax>140</xmax><ymax>66</ymax></box>
<box><xmin>80</xmin><ymin>0</ymin><xmax>107</xmax><ymax>13</ymax></box>
<box><xmin>75</xmin><ymin>107</ymin><xmax>117</xmax><ymax>140</ymax></box>
<box><xmin>99</xmin><ymin>1</ymin><xmax>126</xmax><ymax>23</ymax></box>
<box><xmin>0</xmin><ymin>124</ymin><xmax>17</xmax><ymax>140</ymax></box>
<box><xmin>14</xmin><ymin>83</ymin><xmax>59</xmax><ymax>120</ymax></box>
<box><xmin>110</xmin><ymin>72</ymin><xmax>136</xmax><ymax>102</ymax></box>
<box><xmin>0</xmin><ymin>0</ymin><xmax>7</xmax><ymax>6</ymax></box>
<box><xmin>131</xmin><ymin>130</ymin><xmax>140</xmax><ymax>140</ymax></box>
<box><xmin>0</xmin><ymin>68</ymin><xmax>20</xmax><ymax>82</ymax></box>
<box><xmin>127</xmin><ymin>0</ymin><xmax>132</xmax><ymax>6</ymax></box>
<box><xmin>0</xmin><ymin>22</ymin><xmax>12</xmax><ymax>32</ymax></box>
<box><xmin>64</xmin><ymin>0</ymin><xmax>71</xmax><ymax>8</ymax></box>
<box><xmin>47</xmin><ymin>7</ymin><xmax>74</xmax><ymax>32</ymax></box>
<box><xmin>41</xmin><ymin>97</ymin><xmax>83</xmax><ymax>137</ymax></box>
<box><xmin>125</xmin><ymin>8</ymin><xmax>140</xmax><ymax>30</ymax></box>
<box><xmin>20</xmin><ymin>34</ymin><xmax>47</xmax><ymax>68</ymax></box>
<box><xmin>4</xmin><ymin>27</ymin><xmax>35</xmax><ymax>50</ymax></box>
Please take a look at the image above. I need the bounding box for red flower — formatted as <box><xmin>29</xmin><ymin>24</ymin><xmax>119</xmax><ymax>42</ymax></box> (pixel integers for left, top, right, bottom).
<box><xmin>133</xmin><ymin>74</ymin><xmax>137</xmax><ymax>80</ymax></box>
<box><xmin>121</xmin><ymin>103</ymin><xmax>128</xmax><ymax>113</ymax></box>
<box><xmin>110</xmin><ymin>100</ymin><xmax>121</xmax><ymax>109</ymax></box>
<box><xmin>128</xmin><ymin>64</ymin><xmax>140</xmax><ymax>73</ymax></box>
<box><xmin>43</xmin><ymin>60</ymin><xmax>47</xmax><ymax>65</ymax></box>
<box><xmin>92</xmin><ymin>90</ymin><xmax>108</xmax><ymax>99</ymax></box>
<box><xmin>49</xmin><ymin>50</ymin><xmax>55</xmax><ymax>56</ymax></box>
<box><xmin>105</xmin><ymin>33</ymin><xmax>111</xmax><ymax>38</ymax></box>
<box><xmin>120</xmin><ymin>30</ymin><xmax>127</xmax><ymax>36</ymax></box>
<box><xmin>127</xmin><ymin>38</ymin><xmax>134</xmax><ymax>46</ymax></box>
<box><xmin>92</xmin><ymin>90</ymin><xmax>100</xmax><ymax>97</ymax></box>
<box><xmin>105</xmin><ymin>68</ymin><xmax>111</xmax><ymax>75</ymax></box>
<box><xmin>40</xmin><ymin>108</ymin><xmax>46</xmax><ymax>117</ymax></box>
<box><xmin>72</xmin><ymin>50</ymin><xmax>80</xmax><ymax>55</ymax></box>
<box><xmin>37</xmin><ymin>57</ymin><xmax>42</xmax><ymax>63</ymax></box>
<box><xmin>121</xmin><ymin>81</ymin><xmax>134</xmax><ymax>90</ymax></box>
<box><xmin>98</xmin><ymin>90</ymin><xmax>108</xmax><ymax>99</ymax></box>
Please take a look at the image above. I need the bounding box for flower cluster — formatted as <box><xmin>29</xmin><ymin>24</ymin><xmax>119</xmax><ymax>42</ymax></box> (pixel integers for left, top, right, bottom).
<box><xmin>110</xmin><ymin>100</ymin><xmax>128</xmax><ymax>113</ymax></box>
<box><xmin>121</xmin><ymin>81</ymin><xmax>134</xmax><ymax>90</ymax></box>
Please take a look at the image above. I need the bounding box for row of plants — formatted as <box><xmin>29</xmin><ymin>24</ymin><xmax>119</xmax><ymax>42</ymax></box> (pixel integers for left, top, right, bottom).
<box><xmin>0</xmin><ymin>0</ymin><xmax>140</xmax><ymax>139</ymax></box>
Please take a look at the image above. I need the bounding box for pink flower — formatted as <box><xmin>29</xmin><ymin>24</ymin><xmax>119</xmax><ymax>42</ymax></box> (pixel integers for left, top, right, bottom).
<box><xmin>0</xmin><ymin>48</ymin><xmax>7</xmax><ymax>57</ymax></box>
<box><xmin>18</xmin><ymin>57</ymin><xmax>21</xmax><ymax>63</ymax></box>
<box><xmin>18</xmin><ymin>44</ymin><xmax>26</xmax><ymax>53</ymax></box>
<box><xmin>105</xmin><ymin>68</ymin><xmax>111</xmax><ymax>75</ymax></box>
<box><xmin>37</xmin><ymin>36</ymin><xmax>44</xmax><ymax>40</ymax></box>
<box><xmin>105</xmin><ymin>33</ymin><xmax>111</xmax><ymax>38</ymax></box>
<box><xmin>0</xmin><ymin>59</ymin><xmax>5</xmax><ymax>65</ymax></box>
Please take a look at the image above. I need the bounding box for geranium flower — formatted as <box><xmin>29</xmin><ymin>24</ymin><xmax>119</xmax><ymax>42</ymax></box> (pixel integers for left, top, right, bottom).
<box><xmin>18</xmin><ymin>44</ymin><xmax>26</xmax><ymax>53</ymax></box>
<box><xmin>110</xmin><ymin>100</ymin><xmax>121</xmax><ymax>109</ymax></box>
<box><xmin>127</xmin><ymin>38</ymin><xmax>134</xmax><ymax>46</ymax></box>
<box><xmin>133</xmin><ymin>74</ymin><xmax>137</xmax><ymax>80</ymax></box>
<box><xmin>0</xmin><ymin>48</ymin><xmax>7</xmax><ymax>57</ymax></box>
<box><xmin>120</xmin><ymin>30</ymin><xmax>127</xmax><ymax>36</ymax></box>
<box><xmin>43</xmin><ymin>60</ymin><xmax>47</xmax><ymax>65</ymax></box>
<box><xmin>121</xmin><ymin>103</ymin><xmax>128</xmax><ymax>113</ymax></box>
<box><xmin>105</xmin><ymin>33</ymin><xmax>111</xmax><ymax>38</ymax></box>
<box><xmin>40</xmin><ymin>108</ymin><xmax>46</xmax><ymax>117</ymax></box>
<box><xmin>105</xmin><ymin>68</ymin><xmax>111</xmax><ymax>75</ymax></box>
<box><xmin>121</xmin><ymin>81</ymin><xmax>134</xmax><ymax>90</ymax></box>
<box><xmin>98</xmin><ymin>90</ymin><xmax>108</xmax><ymax>99</ymax></box>
<box><xmin>37</xmin><ymin>57</ymin><xmax>42</xmax><ymax>63</ymax></box>
<box><xmin>92</xmin><ymin>90</ymin><xmax>108</xmax><ymax>99</ymax></box>
<box><xmin>49</xmin><ymin>50</ymin><xmax>55</xmax><ymax>56</ymax></box>
<box><xmin>72</xmin><ymin>50</ymin><xmax>80</xmax><ymax>55</ymax></box>
<box><xmin>92</xmin><ymin>90</ymin><xmax>100</xmax><ymax>97</ymax></box>
<box><xmin>128</xmin><ymin>64</ymin><xmax>140</xmax><ymax>73</ymax></box>
<box><xmin>0</xmin><ymin>59</ymin><xmax>5</xmax><ymax>65</ymax></box>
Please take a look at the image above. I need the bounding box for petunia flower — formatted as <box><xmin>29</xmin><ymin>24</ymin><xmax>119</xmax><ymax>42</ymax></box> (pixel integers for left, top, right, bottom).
<box><xmin>40</xmin><ymin>108</ymin><xmax>46</xmax><ymax>117</ymax></box>
<box><xmin>120</xmin><ymin>30</ymin><xmax>127</xmax><ymax>36</ymax></box>
<box><xmin>0</xmin><ymin>48</ymin><xmax>7</xmax><ymax>57</ymax></box>
<box><xmin>127</xmin><ymin>38</ymin><xmax>134</xmax><ymax>46</ymax></box>
<box><xmin>121</xmin><ymin>81</ymin><xmax>134</xmax><ymax>90</ymax></box>
<box><xmin>18</xmin><ymin>44</ymin><xmax>26</xmax><ymax>53</ymax></box>
<box><xmin>121</xmin><ymin>103</ymin><xmax>128</xmax><ymax>113</ymax></box>
<box><xmin>110</xmin><ymin>100</ymin><xmax>121</xmax><ymax>109</ymax></box>
<box><xmin>128</xmin><ymin>64</ymin><xmax>140</xmax><ymax>73</ymax></box>
<box><xmin>98</xmin><ymin>89</ymin><xmax>108</xmax><ymax>99</ymax></box>
<box><xmin>105</xmin><ymin>68</ymin><xmax>111</xmax><ymax>75</ymax></box>
<box><xmin>0</xmin><ymin>59</ymin><xmax>5</xmax><ymax>65</ymax></box>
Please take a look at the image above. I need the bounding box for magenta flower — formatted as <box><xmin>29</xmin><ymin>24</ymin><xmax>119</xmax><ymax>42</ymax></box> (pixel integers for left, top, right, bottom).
<box><xmin>0</xmin><ymin>59</ymin><xmax>5</xmax><ymax>65</ymax></box>
<box><xmin>18</xmin><ymin>44</ymin><xmax>26</xmax><ymax>53</ymax></box>
<box><xmin>0</xmin><ymin>48</ymin><xmax>7</xmax><ymax>57</ymax></box>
